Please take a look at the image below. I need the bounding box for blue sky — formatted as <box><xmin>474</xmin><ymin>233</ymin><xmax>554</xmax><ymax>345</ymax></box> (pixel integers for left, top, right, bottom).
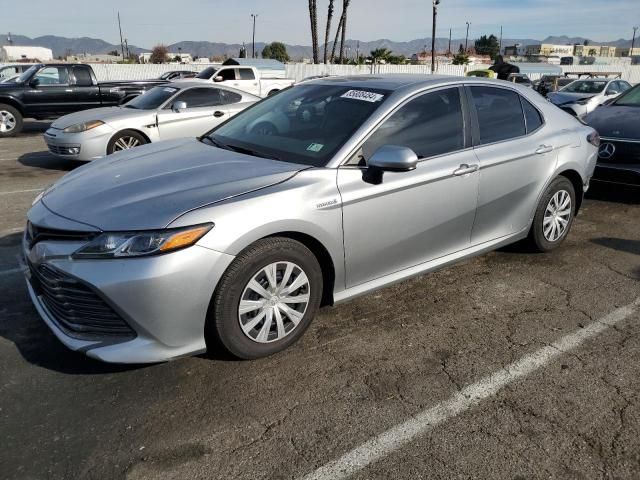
<box><xmin>2</xmin><ymin>0</ymin><xmax>639</xmax><ymax>47</ymax></box>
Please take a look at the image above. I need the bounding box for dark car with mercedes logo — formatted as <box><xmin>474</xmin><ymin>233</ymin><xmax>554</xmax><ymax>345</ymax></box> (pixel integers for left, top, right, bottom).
<box><xmin>584</xmin><ymin>83</ymin><xmax>640</xmax><ymax>187</ymax></box>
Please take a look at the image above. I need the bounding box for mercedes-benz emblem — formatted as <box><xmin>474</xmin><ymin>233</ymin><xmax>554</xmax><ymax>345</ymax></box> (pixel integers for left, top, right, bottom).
<box><xmin>598</xmin><ymin>143</ymin><xmax>616</xmax><ymax>159</ymax></box>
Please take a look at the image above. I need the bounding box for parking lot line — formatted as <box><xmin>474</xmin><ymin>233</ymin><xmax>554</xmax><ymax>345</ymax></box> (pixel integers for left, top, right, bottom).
<box><xmin>299</xmin><ymin>298</ymin><xmax>640</xmax><ymax>480</ymax></box>
<box><xmin>0</xmin><ymin>188</ymin><xmax>43</xmax><ymax>195</ymax></box>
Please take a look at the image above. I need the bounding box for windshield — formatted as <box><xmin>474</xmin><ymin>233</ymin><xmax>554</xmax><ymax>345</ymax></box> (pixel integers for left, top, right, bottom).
<box><xmin>614</xmin><ymin>84</ymin><xmax>640</xmax><ymax>106</ymax></box>
<box><xmin>124</xmin><ymin>86</ymin><xmax>179</xmax><ymax>109</ymax></box>
<box><xmin>204</xmin><ymin>84</ymin><xmax>391</xmax><ymax>167</ymax></box>
<box><xmin>561</xmin><ymin>80</ymin><xmax>607</xmax><ymax>94</ymax></box>
<box><xmin>196</xmin><ymin>67</ymin><xmax>218</xmax><ymax>79</ymax></box>
<box><xmin>16</xmin><ymin>65</ymin><xmax>40</xmax><ymax>83</ymax></box>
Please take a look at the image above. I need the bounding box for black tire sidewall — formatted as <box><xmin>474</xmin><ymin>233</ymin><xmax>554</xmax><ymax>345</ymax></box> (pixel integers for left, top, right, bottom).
<box><xmin>209</xmin><ymin>238</ymin><xmax>323</xmax><ymax>359</ymax></box>
<box><xmin>106</xmin><ymin>130</ymin><xmax>147</xmax><ymax>155</ymax></box>
<box><xmin>530</xmin><ymin>177</ymin><xmax>576</xmax><ymax>252</ymax></box>
<box><xmin>0</xmin><ymin>104</ymin><xmax>23</xmax><ymax>137</ymax></box>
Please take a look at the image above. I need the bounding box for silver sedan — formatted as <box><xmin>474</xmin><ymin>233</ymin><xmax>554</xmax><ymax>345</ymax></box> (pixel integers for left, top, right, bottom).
<box><xmin>43</xmin><ymin>82</ymin><xmax>259</xmax><ymax>161</ymax></box>
<box><xmin>24</xmin><ymin>75</ymin><xmax>598</xmax><ymax>363</ymax></box>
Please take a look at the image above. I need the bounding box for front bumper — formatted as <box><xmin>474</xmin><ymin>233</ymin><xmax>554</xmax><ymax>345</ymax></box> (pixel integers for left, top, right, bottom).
<box><xmin>44</xmin><ymin>125</ymin><xmax>114</xmax><ymax>161</ymax></box>
<box><xmin>22</xmin><ymin>228</ymin><xmax>235</xmax><ymax>363</ymax></box>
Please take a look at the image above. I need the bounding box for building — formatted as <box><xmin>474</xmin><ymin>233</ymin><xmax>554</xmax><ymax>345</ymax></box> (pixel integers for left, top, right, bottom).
<box><xmin>0</xmin><ymin>45</ymin><xmax>53</xmax><ymax>62</ymax></box>
<box><xmin>616</xmin><ymin>47</ymin><xmax>640</xmax><ymax>57</ymax></box>
<box><xmin>65</xmin><ymin>53</ymin><xmax>123</xmax><ymax>63</ymax></box>
<box><xmin>503</xmin><ymin>45</ymin><xmax>526</xmax><ymax>57</ymax></box>
<box><xmin>573</xmin><ymin>45</ymin><xmax>617</xmax><ymax>57</ymax></box>
<box><xmin>525</xmin><ymin>44</ymin><xmax>575</xmax><ymax>57</ymax></box>
<box><xmin>138</xmin><ymin>52</ymin><xmax>193</xmax><ymax>64</ymax></box>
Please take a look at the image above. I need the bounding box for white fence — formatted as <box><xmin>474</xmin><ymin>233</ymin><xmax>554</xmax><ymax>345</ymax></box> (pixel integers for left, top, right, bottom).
<box><xmin>3</xmin><ymin>61</ymin><xmax>640</xmax><ymax>84</ymax></box>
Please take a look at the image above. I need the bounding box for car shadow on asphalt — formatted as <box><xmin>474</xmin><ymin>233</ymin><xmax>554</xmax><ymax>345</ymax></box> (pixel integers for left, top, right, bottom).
<box><xmin>590</xmin><ymin>237</ymin><xmax>640</xmax><ymax>257</ymax></box>
<box><xmin>20</xmin><ymin>121</ymin><xmax>52</xmax><ymax>135</ymax></box>
<box><xmin>1</xmin><ymin>231</ymin><xmax>151</xmax><ymax>375</ymax></box>
<box><xmin>18</xmin><ymin>151</ymin><xmax>83</xmax><ymax>172</ymax></box>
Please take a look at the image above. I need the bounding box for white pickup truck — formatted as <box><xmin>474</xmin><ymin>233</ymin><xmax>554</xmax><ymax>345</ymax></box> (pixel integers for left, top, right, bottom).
<box><xmin>191</xmin><ymin>65</ymin><xmax>294</xmax><ymax>98</ymax></box>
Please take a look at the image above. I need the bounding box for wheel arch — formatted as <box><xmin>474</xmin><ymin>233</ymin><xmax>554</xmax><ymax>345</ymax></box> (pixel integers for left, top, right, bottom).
<box><xmin>0</xmin><ymin>96</ymin><xmax>24</xmax><ymax>116</ymax></box>
<box><xmin>108</xmin><ymin>128</ymin><xmax>152</xmax><ymax>150</ymax></box>
<box><xmin>557</xmin><ymin>169</ymin><xmax>584</xmax><ymax>215</ymax></box>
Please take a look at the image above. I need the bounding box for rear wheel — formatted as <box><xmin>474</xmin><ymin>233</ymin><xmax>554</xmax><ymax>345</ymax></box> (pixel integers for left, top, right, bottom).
<box><xmin>106</xmin><ymin>130</ymin><xmax>147</xmax><ymax>155</ymax></box>
<box><xmin>0</xmin><ymin>104</ymin><xmax>22</xmax><ymax>137</ymax></box>
<box><xmin>207</xmin><ymin>237</ymin><xmax>323</xmax><ymax>359</ymax></box>
<box><xmin>528</xmin><ymin>176</ymin><xmax>576</xmax><ymax>252</ymax></box>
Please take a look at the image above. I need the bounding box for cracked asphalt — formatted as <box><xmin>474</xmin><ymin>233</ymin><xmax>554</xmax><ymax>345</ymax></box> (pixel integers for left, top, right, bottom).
<box><xmin>1</xmin><ymin>123</ymin><xmax>639</xmax><ymax>480</ymax></box>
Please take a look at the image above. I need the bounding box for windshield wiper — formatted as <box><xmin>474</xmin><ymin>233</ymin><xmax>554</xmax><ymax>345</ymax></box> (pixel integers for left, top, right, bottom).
<box><xmin>223</xmin><ymin>144</ymin><xmax>282</xmax><ymax>161</ymax></box>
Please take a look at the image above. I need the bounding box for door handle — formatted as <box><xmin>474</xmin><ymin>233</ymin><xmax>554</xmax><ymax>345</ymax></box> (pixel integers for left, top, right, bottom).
<box><xmin>453</xmin><ymin>164</ymin><xmax>479</xmax><ymax>176</ymax></box>
<box><xmin>213</xmin><ymin>111</ymin><xmax>225</xmax><ymax>117</ymax></box>
<box><xmin>535</xmin><ymin>145</ymin><xmax>554</xmax><ymax>154</ymax></box>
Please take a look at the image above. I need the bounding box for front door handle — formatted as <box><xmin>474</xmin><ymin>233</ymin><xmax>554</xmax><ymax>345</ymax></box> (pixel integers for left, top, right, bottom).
<box><xmin>453</xmin><ymin>164</ymin><xmax>479</xmax><ymax>176</ymax></box>
<box><xmin>213</xmin><ymin>111</ymin><xmax>225</xmax><ymax>117</ymax></box>
<box><xmin>535</xmin><ymin>145</ymin><xmax>554</xmax><ymax>154</ymax></box>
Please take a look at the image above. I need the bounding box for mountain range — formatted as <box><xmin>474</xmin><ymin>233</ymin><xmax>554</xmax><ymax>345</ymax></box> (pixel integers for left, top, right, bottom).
<box><xmin>1</xmin><ymin>33</ymin><xmax>636</xmax><ymax>60</ymax></box>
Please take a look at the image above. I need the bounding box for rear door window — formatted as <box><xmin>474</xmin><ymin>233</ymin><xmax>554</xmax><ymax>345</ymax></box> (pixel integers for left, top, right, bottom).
<box><xmin>469</xmin><ymin>86</ymin><xmax>526</xmax><ymax>145</ymax></box>
<box><xmin>72</xmin><ymin>66</ymin><xmax>93</xmax><ymax>86</ymax></box>
<box><xmin>238</xmin><ymin>68</ymin><xmax>255</xmax><ymax>80</ymax></box>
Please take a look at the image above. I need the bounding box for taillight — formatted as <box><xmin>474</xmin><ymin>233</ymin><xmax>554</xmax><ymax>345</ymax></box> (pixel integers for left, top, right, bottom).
<box><xmin>587</xmin><ymin>131</ymin><xmax>600</xmax><ymax>147</ymax></box>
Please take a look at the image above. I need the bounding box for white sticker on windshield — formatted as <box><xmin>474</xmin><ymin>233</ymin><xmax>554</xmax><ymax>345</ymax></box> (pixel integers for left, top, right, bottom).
<box><xmin>340</xmin><ymin>90</ymin><xmax>384</xmax><ymax>102</ymax></box>
<box><xmin>307</xmin><ymin>143</ymin><xmax>324</xmax><ymax>152</ymax></box>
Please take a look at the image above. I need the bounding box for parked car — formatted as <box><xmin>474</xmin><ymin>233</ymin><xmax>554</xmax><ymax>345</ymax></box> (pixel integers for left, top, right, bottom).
<box><xmin>548</xmin><ymin>78</ymin><xmax>632</xmax><ymax>117</ymax></box>
<box><xmin>536</xmin><ymin>75</ymin><xmax>575</xmax><ymax>97</ymax></box>
<box><xmin>584</xmin><ymin>83</ymin><xmax>640</xmax><ymax>186</ymax></box>
<box><xmin>22</xmin><ymin>75</ymin><xmax>598</xmax><ymax>363</ymax></box>
<box><xmin>0</xmin><ymin>64</ymin><xmax>32</xmax><ymax>82</ymax></box>
<box><xmin>158</xmin><ymin>70</ymin><xmax>197</xmax><ymax>81</ymax></box>
<box><xmin>43</xmin><ymin>82</ymin><xmax>258</xmax><ymax>161</ymax></box>
<box><xmin>0</xmin><ymin>63</ymin><xmax>168</xmax><ymax>136</ymax></box>
<box><xmin>192</xmin><ymin>65</ymin><xmax>294</xmax><ymax>97</ymax></box>
<box><xmin>506</xmin><ymin>73</ymin><xmax>533</xmax><ymax>88</ymax></box>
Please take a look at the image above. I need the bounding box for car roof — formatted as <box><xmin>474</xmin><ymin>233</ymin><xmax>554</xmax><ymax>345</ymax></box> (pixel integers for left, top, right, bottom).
<box><xmin>160</xmin><ymin>81</ymin><xmax>260</xmax><ymax>99</ymax></box>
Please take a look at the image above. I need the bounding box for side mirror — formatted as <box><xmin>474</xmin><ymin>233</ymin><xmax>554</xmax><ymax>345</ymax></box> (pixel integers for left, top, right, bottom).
<box><xmin>29</xmin><ymin>78</ymin><xmax>40</xmax><ymax>88</ymax></box>
<box><xmin>368</xmin><ymin>145</ymin><xmax>419</xmax><ymax>172</ymax></box>
<box><xmin>214</xmin><ymin>76</ymin><xmax>224</xmax><ymax>83</ymax></box>
<box><xmin>172</xmin><ymin>101</ymin><xmax>187</xmax><ymax>112</ymax></box>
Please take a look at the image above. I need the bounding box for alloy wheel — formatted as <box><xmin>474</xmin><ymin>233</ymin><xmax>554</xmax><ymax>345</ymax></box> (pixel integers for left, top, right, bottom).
<box><xmin>113</xmin><ymin>136</ymin><xmax>140</xmax><ymax>151</ymax></box>
<box><xmin>543</xmin><ymin>190</ymin><xmax>572</xmax><ymax>242</ymax></box>
<box><xmin>0</xmin><ymin>110</ymin><xmax>16</xmax><ymax>133</ymax></box>
<box><xmin>238</xmin><ymin>261</ymin><xmax>310</xmax><ymax>343</ymax></box>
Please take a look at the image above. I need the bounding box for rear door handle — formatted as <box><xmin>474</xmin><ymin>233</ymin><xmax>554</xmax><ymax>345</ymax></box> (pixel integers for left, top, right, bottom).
<box><xmin>453</xmin><ymin>164</ymin><xmax>479</xmax><ymax>176</ymax></box>
<box><xmin>535</xmin><ymin>145</ymin><xmax>554</xmax><ymax>154</ymax></box>
<box><xmin>213</xmin><ymin>111</ymin><xmax>225</xmax><ymax>117</ymax></box>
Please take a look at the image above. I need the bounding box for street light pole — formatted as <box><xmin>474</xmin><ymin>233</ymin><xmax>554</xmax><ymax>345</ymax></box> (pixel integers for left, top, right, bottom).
<box><xmin>251</xmin><ymin>14</ymin><xmax>258</xmax><ymax>58</ymax></box>
<box><xmin>465</xmin><ymin>21</ymin><xmax>470</xmax><ymax>52</ymax></box>
<box><xmin>632</xmin><ymin>26</ymin><xmax>638</xmax><ymax>56</ymax></box>
<box><xmin>431</xmin><ymin>0</ymin><xmax>440</xmax><ymax>74</ymax></box>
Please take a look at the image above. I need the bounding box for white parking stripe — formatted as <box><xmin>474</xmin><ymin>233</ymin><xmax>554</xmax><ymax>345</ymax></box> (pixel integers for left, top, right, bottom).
<box><xmin>0</xmin><ymin>188</ymin><xmax>43</xmax><ymax>195</ymax></box>
<box><xmin>300</xmin><ymin>298</ymin><xmax>640</xmax><ymax>480</ymax></box>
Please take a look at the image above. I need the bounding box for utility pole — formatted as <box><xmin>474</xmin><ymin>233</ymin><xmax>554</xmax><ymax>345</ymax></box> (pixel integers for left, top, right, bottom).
<box><xmin>251</xmin><ymin>14</ymin><xmax>258</xmax><ymax>58</ymax></box>
<box><xmin>117</xmin><ymin>12</ymin><xmax>125</xmax><ymax>60</ymax></box>
<box><xmin>499</xmin><ymin>25</ymin><xmax>503</xmax><ymax>53</ymax></box>
<box><xmin>632</xmin><ymin>26</ymin><xmax>638</xmax><ymax>56</ymax></box>
<box><xmin>124</xmin><ymin>38</ymin><xmax>129</xmax><ymax>59</ymax></box>
<box><xmin>448</xmin><ymin>28</ymin><xmax>452</xmax><ymax>55</ymax></box>
<box><xmin>465</xmin><ymin>21</ymin><xmax>471</xmax><ymax>52</ymax></box>
<box><xmin>431</xmin><ymin>0</ymin><xmax>440</xmax><ymax>74</ymax></box>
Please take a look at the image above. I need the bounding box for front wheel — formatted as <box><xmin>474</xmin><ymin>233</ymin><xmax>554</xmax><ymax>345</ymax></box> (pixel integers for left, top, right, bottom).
<box><xmin>207</xmin><ymin>237</ymin><xmax>323</xmax><ymax>359</ymax></box>
<box><xmin>106</xmin><ymin>130</ymin><xmax>147</xmax><ymax>155</ymax></box>
<box><xmin>528</xmin><ymin>176</ymin><xmax>576</xmax><ymax>252</ymax></box>
<box><xmin>0</xmin><ymin>104</ymin><xmax>23</xmax><ymax>137</ymax></box>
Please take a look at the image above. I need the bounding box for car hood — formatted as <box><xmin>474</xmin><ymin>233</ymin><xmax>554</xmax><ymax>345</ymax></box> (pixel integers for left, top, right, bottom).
<box><xmin>50</xmin><ymin>106</ymin><xmax>151</xmax><ymax>129</ymax></box>
<box><xmin>584</xmin><ymin>105</ymin><xmax>640</xmax><ymax>139</ymax></box>
<box><xmin>40</xmin><ymin>138</ymin><xmax>307</xmax><ymax>231</ymax></box>
<box><xmin>548</xmin><ymin>91</ymin><xmax>596</xmax><ymax>105</ymax></box>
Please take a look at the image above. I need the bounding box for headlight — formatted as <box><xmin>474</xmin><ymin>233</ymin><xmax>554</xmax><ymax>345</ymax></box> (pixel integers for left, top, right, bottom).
<box><xmin>63</xmin><ymin>120</ymin><xmax>105</xmax><ymax>134</ymax></box>
<box><xmin>72</xmin><ymin>223</ymin><xmax>213</xmax><ymax>259</ymax></box>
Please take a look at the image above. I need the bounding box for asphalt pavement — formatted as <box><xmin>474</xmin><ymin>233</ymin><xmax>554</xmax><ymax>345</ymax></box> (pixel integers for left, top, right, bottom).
<box><xmin>1</xmin><ymin>123</ymin><xmax>639</xmax><ymax>480</ymax></box>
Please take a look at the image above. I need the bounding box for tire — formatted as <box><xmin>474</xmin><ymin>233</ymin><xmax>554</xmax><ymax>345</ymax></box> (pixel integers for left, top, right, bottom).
<box><xmin>528</xmin><ymin>176</ymin><xmax>576</xmax><ymax>252</ymax></box>
<box><xmin>207</xmin><ymin>237</ymin><xmax>323</xmax><ymax>359</ymax></box>
<box><xmin>0</xmin><ymin>103</ymin><xmax>23</xmax><ymax>137</ymax></box>
<box><xmin>106</xmin><ymin>130</ymin><xmax>148</xmax><ymax>155</ymax></box>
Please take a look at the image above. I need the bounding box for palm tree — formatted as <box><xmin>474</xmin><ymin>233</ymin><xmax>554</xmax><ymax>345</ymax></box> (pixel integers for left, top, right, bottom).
<box><xmin>323</xmin><ymin>0</ymin><xmax>335</xmax><ymax>64</ymax></box>
<box><xmin>370</xmin><ymin>47</ymin><xmax>392</xmax><ymax>64</ymax></box>
<box><xmin>330</xmin><ymin>0</ymin><xmax>351</xmax><ymax>63</ymax></box>
<box><xmin>308</xmin><ymin>0</ymin><xmax>319</xmax><ymax>63</ymax></box>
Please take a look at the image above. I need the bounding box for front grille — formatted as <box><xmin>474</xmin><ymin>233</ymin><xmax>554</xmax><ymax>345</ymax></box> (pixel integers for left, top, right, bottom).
<box><xmin>47</xmin><ymin>143</ymin><xmax>80</xmax><ymax>155</ymax></box>
<box><xmin>598</xmin><ymin>139</ymin><xmax>640</xmax><ymax>165</ymax></box>
<box><xmin>30</xmin><ymin>263</ymin><xmax>136</xmax><ymax>340</ymax></box>
<box><xmin>26</xmin><ymin>221</ymin><xmax>97</xmax><ymax>248</ymax></box>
